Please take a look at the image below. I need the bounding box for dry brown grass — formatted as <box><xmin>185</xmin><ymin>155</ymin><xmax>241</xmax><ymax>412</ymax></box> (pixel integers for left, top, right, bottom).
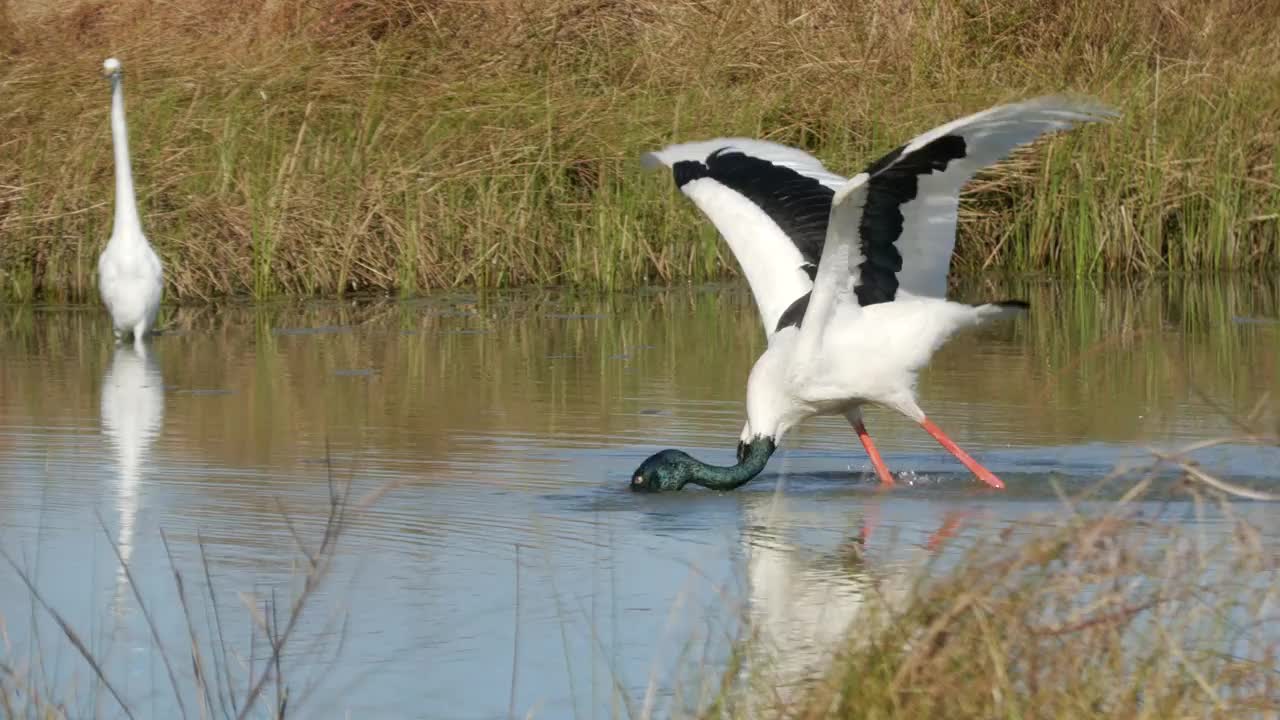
<box><xmin>1</xmin><ymin>0</ymin><xmax>1278</xmax><ymax>300</ymax></box>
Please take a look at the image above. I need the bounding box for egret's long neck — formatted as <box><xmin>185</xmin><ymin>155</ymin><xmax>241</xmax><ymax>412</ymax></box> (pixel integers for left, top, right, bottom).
<box><xmin>685</xmin><ymin>438</ymin><xmax>775</xmax><ymax>491</ymax></box>
<box><xmin>109</xmin><ymin>76</ymin><xmax>140</xmax><ymax>239</ymax></box>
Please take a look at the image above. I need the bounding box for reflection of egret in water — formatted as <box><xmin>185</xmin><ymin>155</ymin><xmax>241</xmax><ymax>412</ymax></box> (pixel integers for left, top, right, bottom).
<box><xmin>100</xmin><ymin>344</ymin><xmax>164</xmax><ymax>592</ymax></box>
<box><xmin>741</xmin><ymin>493</ymin><xmax>966</xmax><ymax>695</ymax></box>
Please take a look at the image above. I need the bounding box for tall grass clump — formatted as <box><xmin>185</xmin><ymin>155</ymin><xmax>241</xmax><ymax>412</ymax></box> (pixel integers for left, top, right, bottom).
<box><xmin>717</xmin><ymin>430</ymin><xmax>1280</xmax><ymax>719</ymax></box>
<box><xmin>0</xmin><ymin>0</ymin><xmax>1278</xmax><ymax>302</ymax></box>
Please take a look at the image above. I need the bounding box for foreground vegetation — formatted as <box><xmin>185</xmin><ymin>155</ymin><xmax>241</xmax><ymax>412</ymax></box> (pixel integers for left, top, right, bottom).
<box><xmin>711</xmin><ymin>431</ymin><xmax>1280</xmax><ymax>719</ymax></box>
<box><xmin>1</xmin><ymin>0</ymin><xmax>1278</xmax><ymax>301</ymax></box>
<box><xmin>0</xmin><ymin>473</ymin><xmax>401</xmax><ymax>720</ymax></box>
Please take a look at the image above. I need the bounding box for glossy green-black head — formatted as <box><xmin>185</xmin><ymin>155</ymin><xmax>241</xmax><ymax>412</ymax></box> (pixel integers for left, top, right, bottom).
<box><xmin>630</xmin><ymin>437</ymin><xmax>777</xmax><ymax>493</ymax></box>
<box><xmin>630</xmin><ymin>449</ymin><xmax>697</xmax><ymax>492</ymax></box>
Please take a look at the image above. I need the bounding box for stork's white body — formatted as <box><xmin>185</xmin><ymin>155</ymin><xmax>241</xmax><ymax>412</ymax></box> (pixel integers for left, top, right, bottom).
<box><xmin>747</xmin><ymin>297</ymin><xmax>1015</xmax><ymax>440</ymax></box>
<box><xmin>98</xmin><ymin>57</ymin><xmax>163</xmax><ymax>349</ymax></box>
<box><xmin>644</xmin><ymin>97</ymin><xmax>1114</xmax><ymax>487</ymax></box>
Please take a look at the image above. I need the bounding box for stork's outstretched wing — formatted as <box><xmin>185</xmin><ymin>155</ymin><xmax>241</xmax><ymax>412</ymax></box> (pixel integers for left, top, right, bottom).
<box><xmin>796</xmin><ymin>96</ymin><xmax>1117</xmax><ymax>358</ymax></box>
<box><xmin>642</xmin><ymin>138</ymin><xmax>845</xmax><ymax>336</ymax></box>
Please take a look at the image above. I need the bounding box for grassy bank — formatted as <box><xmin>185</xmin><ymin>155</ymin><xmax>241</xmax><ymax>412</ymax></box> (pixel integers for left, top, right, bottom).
<box><xmin>1</xmin><ymin>0</ymin><xmax>1278</xmax><ymax>302</ymax></box>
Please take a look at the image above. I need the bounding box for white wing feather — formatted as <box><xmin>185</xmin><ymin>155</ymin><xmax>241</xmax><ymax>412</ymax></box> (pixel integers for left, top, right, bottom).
<box><xmin>893</xmin><ymin>97</ymin><xmax>1118</xmax><ymax>298</ymax></box>
<box><xmin>676</xmin><ymin>179</ymin><xmax>815</xmax><ymax>333</ymax></box>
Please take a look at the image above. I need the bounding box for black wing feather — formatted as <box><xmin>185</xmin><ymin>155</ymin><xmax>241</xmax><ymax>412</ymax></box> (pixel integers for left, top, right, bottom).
<box><xmin>854</xmin><ymin>135</ymin><xmax>967</xmax><ymax>306</ymax></box>
<box><xmin>675</xmin><ymin>149</ymin><xmax>835</xmax><ymax>268</ymax></box>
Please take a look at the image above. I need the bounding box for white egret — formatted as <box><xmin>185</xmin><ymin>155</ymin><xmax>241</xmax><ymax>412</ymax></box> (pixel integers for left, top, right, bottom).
<box><xmin>98</xmin><ymin>57</ymin><xmax>164</xmax><ymax>349</ymax></box>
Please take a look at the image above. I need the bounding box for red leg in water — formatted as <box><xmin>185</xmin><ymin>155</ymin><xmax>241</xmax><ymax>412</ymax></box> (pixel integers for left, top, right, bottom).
<box><xmin>854</xmin><ymin>419</ymin><xmax>895</xmax><ymax>487</ymax></box>
<box><xmin>859</xmin><ymin>502</ymin><xmax>882</xmax><ymax>544</ymax></box>
<box><xmin>925</xmin><ymin>510</ymin><xmax>970</xmax><ymax>551</ymax></box>
<box><xmin>919</xmin><ymin>418</ymin><xmax>1005</xmax><ymax>489</ymax></box>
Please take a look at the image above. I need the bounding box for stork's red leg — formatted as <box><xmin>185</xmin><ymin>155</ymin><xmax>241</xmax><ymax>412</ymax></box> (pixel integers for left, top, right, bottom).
<box><xmin>854</xmin><ymin>419</ymin><xmax>895</xmax><ymax>487</ymax></box>
<box><xmin>919</xmin><ymin>418</ymin><xmax>1005</xmax><ymax>489</ymax></box>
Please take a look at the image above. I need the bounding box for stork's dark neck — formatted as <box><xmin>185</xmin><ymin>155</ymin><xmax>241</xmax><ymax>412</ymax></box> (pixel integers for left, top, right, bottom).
<box><xmin>631</xmin><ymin>437</ymin><xmax>776</xmax><ymax>492</ymax></box>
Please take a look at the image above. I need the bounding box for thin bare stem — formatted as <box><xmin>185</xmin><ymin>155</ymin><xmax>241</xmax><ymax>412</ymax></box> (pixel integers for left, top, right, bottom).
<box><xmin>0</xmin><ymin>547</ymin><xmax>136</xmax><ymax>720</ymax></box>
<box><xmin>96</xmin><ymin>511</ymin><xmax>191</xmax><ymax>720</ymax></box>
<box><xmin>160</xmin><ymin>528</ymin><xmax>217</xmax><ymax>720</ymax></box>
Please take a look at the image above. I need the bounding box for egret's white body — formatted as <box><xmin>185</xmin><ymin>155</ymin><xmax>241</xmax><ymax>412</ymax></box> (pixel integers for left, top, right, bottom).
<box><xmin>633</xmin><ymin>97</ymin><xmax>1115</xmax><ymax>492</ymax></box>
<box><xmin>98</xmin><ymin>57</ymin><xmax>163</xmax><ymax>349</ymax></box>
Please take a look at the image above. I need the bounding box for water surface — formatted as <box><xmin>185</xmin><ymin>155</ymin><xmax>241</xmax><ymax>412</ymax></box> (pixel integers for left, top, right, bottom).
<box><xmin>0</xmin><ymin>277</ymin><xmax>1278</xmax><ymax>718</ymax></box>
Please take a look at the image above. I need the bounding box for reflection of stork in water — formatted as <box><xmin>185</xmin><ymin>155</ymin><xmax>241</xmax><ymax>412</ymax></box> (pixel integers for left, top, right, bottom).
<box><xmin>741</xmin><ymin>493</ymin><xmax>968</xmax><ymax>694</ymax></box>
<box><xmin>100</xmin><ymin>344</ymin><xmax>165</xmax><ymax>589</ymax></box>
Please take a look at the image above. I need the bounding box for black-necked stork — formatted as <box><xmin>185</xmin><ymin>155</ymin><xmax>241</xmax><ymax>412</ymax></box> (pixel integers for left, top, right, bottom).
<box><xmin>631</xmin><ymin>96</ymin><xmax>1115</xmax><ymax>492</ymax></box>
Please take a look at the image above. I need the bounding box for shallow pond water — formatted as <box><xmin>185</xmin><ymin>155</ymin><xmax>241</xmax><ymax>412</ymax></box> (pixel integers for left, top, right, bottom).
<box><xmin>0</xmin><ymin>277</ymin><xmax>1278</xmax><ymax>719</ymax></box>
